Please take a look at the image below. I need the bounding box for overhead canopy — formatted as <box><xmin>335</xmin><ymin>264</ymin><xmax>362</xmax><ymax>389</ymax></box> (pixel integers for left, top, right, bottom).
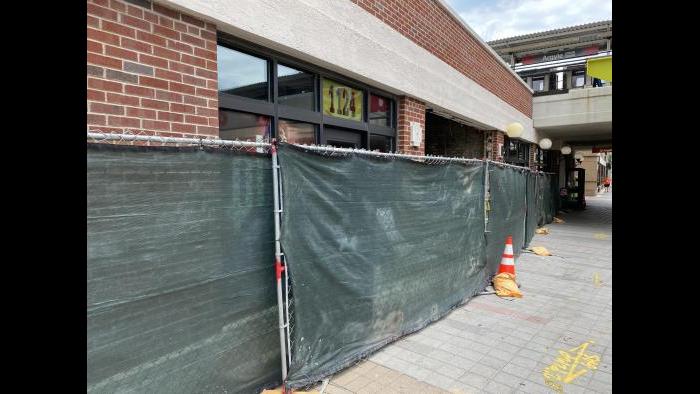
<box><xmin>587</xmin><ymin>56</ymin><xmax>612</xmax><ymax>81</ymax></box>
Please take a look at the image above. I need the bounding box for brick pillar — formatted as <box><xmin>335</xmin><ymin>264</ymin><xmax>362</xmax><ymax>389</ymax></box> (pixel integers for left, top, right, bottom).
<box><xmin>489</xmin><ymin>130</ymin><xmax>505</xmax><ymax>162</ymax></box>
<box><xmin>530</xmin><ymin>143</ymin><xmax>538</xmax><ymax>170</ymax></box>
<box><xmin>397</xmin><ymin>96</ymin><xmax>425</xmax><ymax>155</ymax></box>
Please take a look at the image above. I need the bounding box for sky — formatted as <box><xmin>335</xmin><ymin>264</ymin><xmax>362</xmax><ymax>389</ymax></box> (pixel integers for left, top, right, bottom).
<box><xmin>445</xmin><ymin>0</ymin><xmax>612</xmax><ymax>42</ymax></box>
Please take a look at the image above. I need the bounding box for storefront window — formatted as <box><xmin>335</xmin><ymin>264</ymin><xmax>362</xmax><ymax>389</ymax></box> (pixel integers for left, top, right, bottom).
<box><xmin>532</xmin><ymin>78</ymin><xmax>544</xmax><ymax>92</ymax></box>
<box><xmin>324</xmin><ymin>126</ymin><xmax>363</xmax><ymax>148</ymax></box>
<box><xmin>218</xmin><ymin>109</ymin><xmax>270</xmax><ymax>142</ymax></box>
<box><xmin>217</xmin><ymin>45</ymin><xmax>269</xmax><ymax>101</ymax></box>
<box><xmin>369</xmin><ymin>94</ymin><xmax>391</xmax><ymax>126</ymax></box>
<box><xmin>277</xmin><ymin>64</ymin><xmax>315</xmax><ymax>111</ymax></box>
<box><xmin>573</xmin><ymin>71</ymin><xmax>585</xmax><ymax>88</ymax></box>
<box><xmin>278</xmin><ymin>120</ymin><xmax>316</xmax><ymax>145</ymax></box>
<box><xmin>322</xmin><ymin>78</ymin><xmax>363</xmax><ymax>122</ymax></box>
<box><xmin>370</xmin><ymin>134</ymin><xmax>392</xmax><ymax>152</ymax></box>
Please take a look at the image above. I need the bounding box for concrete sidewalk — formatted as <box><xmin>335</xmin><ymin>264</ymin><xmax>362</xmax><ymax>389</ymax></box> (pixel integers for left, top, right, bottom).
<box><xmin>320</xmin><ymin>194</ymin><xmax>612</xmax><ymax>394</ymax></box>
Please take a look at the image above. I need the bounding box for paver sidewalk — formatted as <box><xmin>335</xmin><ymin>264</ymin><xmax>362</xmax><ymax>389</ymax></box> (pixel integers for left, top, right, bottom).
<box><xmin>319</xmin><ymin>193</ymin><xmax>612</xmax><ymax>394</ymax></box>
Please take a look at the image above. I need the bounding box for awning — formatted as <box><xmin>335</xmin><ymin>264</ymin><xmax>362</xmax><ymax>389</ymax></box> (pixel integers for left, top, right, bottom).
<box><xmin>587</xmin><ymin>56</ymin><xmax>612</xmax><ymax>81</ymax></box>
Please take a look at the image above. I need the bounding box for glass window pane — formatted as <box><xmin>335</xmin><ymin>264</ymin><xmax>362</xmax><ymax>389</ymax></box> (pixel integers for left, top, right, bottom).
<box><xmin>324</xmin><ymin>126</ymin><xmax>363</xmax><ymax>148</ymax></box>
<box><xmin>369</xmin><ymin>94</ymin><xmax>391</xmax><ymax>126</ymax></box>
<box><xmin>322</xmin><ymin>78</ymin><xmax>363</xmax><ymax>122</ymax></box>
<box><xmin>278</xmin><ymin>119</ymin><xmax>316</xmax><ymax>145</ymax></box>
<box><xmin>217</xmin><ymin>45</ymin><xmax>268</xmax><ymax>101</ymax></box>
<box><xmin>532</xmin><ymin>78</ymin><xmax>544</xmax><ymax>91</ymax></box>
<box><xmin>218</xmin><ymin>109</ymin><xmax>270</xmax><ymax>142</ymax></box>
<box><xmin>370</xmin><ymin>134</ymin><xmax>392</xmax><ymax>152</ymax></box>
<box><xmin>277</xmin><ymin>64</ymin><xmax>315</xmax><ymax>111</ymax></box>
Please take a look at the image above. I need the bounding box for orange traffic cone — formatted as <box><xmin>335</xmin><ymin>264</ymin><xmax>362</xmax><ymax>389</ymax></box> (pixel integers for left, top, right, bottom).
<box><xmin>498</xmin><ymin>235</ymin><xmax>516</xmax><ymax>275</ymax></box>
<box><xmin>493</xmin><ymin>235</ymin><xmax>522</xmax><ymax>298</ymax></box>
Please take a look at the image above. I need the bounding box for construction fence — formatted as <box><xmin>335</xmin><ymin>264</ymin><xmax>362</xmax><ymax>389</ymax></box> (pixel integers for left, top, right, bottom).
<box><xmin>86</xmin><ymin>134</ymin><xmax>559</xmax><ymax>393</ymax></box>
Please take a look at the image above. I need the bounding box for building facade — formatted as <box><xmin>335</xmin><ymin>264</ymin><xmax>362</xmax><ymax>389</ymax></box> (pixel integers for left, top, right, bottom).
<box><xmin>87</xmin><ymin>0</ymin><xmax>537</xmax><ymax>162</ymax></box>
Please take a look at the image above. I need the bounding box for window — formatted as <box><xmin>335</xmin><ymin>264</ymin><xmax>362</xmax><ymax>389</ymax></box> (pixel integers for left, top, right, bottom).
<box><xmin>218</xmin><ymin>110</ymin><xmax>270</xmax><ymax>142</ymax></box>
<box><xmin>369</xmin><ymin>94</ymin><xmax>391</xmax><ymax>126</ymax></box>
<box><xmin>277</xmin><ymin>64</ymin><xmax>315</xmax><ymax>111</ymax></box>
<box><xmin>217</xmin><ymin>45</ymin><xmax>269</xmax><ymax>101</ymax></box>
<box><xmin>370</xmin><ymin>134</ymin><xmax>393</xmax><ymax>152</ymax></box>
<box><xmin>502</xmin><ymin>136</ymin><xmax>530</xmax><ymax>166</ymax></box>
<box><xmin>217</xmin><ymin>36</ymin><xmax>396</xmax><ymax>149</ymax></box>
<box><xmin>278</xmin><ymin>120</ymin><xmax>316</xmax><ymax>145</ymax></box>
<box><xmin>532</xmin><ymin>77</ymin><xmax>544</xmax><ymax>92</ymax></box>
<box><xmin>572</xmin><ymin>71</ymin><xmax>585</xmax><ymax>88</ymax></box>
<box><xmin>556</xmin><ymin>72</ymin><xmax>564</xmax><ymax>90</ymax></box>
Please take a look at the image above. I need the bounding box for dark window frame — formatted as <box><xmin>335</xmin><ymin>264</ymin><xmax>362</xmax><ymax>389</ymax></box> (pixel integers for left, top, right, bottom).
<box><xmin>502</xmin><ymin>136</ymin><xmax>530</xmax><ymax>166</ymax></box>
<box><xmin>217</xmin><ymin>33</ymin><xmax>397</xmax><ymax>149</ymax></box>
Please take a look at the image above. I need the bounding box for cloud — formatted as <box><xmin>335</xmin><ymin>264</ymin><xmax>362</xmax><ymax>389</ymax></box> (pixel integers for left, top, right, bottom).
<box><xmin>452</xmin><ymin>0</ymin><xmax>612</xmax><ymax>41</ymax></box>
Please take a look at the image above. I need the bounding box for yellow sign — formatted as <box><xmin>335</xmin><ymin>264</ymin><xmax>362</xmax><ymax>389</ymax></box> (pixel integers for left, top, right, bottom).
<box><xmin>586</xmin><ymin>56</ymin><xmax>612</xmax><ymax>81</ymax></box>
<box><xmin>322</xmin><ymin>78</ymin><xmax>363</xmax><ymax>122</ymax></box>
<box><xmin>543</xmin><ymin>341</ymin><xmax>601</xmax><ymax>393</ymax></box>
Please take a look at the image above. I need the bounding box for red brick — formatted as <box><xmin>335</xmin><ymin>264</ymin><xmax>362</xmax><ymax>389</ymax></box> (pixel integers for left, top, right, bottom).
<box><xmin>207</xmin><ymin>99</ymin><xmax>218</xmax><ymax>108</ymax></box>
<box><xmin>182</xmin><ymin>74</ymin><xmax>206</xmax><ymax>87</ymax></box>
<box><xmin>87</xmin><ymin>3</ymin><xmax>118</xmax><ymax>21</ymax></box>
<box><xmin>181</xmin><ymin>53</ymin><xmax>206</xmax><ymax>68</ymax></box>
<box><xmin>142</xmin><ymin>119</ymin><xmax>170</xmax><ymax>131</ymax></box>
<box><xmin>90</xmin><ymin>102</ymin><xmax>124</xmax><ymax>115</ymax></box>
<box><xmin>88</xmin><ymin>77</ymin><xmax>123</xmax><ymax>93</ymax></box>
<box><xmin>153</xmin><ymin>4</ymin><xmax>180</xmax><ymax>20</ymax></box>
<box><xmin>206</xmin><ymin>79</ymin><xmax>217</xmax><ymax>90</ymax></box>
<box><xmin>124</xmin><ymin>85</ymin><xmax>154</xmax><ymax>97</ymax></box>
<box><xmin>200</xmin><ymin>29</ymin><xmax>216</xmax><ymax>41</ymax></box>
<box><xmin>205</xmin><ymin>22</ymin><xmax>216</xmax><ymax>32</ymax></box>
<box><xmin>187</xmin><ymin>25</ymin><xmax>199</xmax><ymax>35</ymax></box>
<box><xmin>107</xmin><ymin>116</ymin><xmax>141</xmax><ymax>128</ymax></box>
<box><xmin>137</xmin><ymin>30</ymin><xmax>167</xmax><ymax>46</ymax></box>
<box><xmin>169</xmin><ymin>81</ymin><xmax>196</xmax><ymax>95</ymax></box>
<box><xmin>158</xmin><ymin>15</ymin><xmax>174</xmax><ymax>29</ymax></box>
<box><xmin>87</xmin><ymin>40</ymin><xmax>103</xmax><ymax>54</ymax></box>
<box><xmin>171</xmin><ymin>122</ymin><xmax>196</xmax><ymax>133</ymax></box>
<box><xmin>126</xmin><ymin>107</ymin><xmax>157</xmax><ymax>119</ymax></box>
<box><xmin>102</xmin><ymin>20</ymin><xmax>136</xmax><ymax>38</ymax></box>
<box><xmin>138</xmin><ymin>53</ymin><xmax>168</xmax><ymax>68</ymax></box>
<box><xmin>87</xmin><ymin>89</ymin><xmax>106</xmax><ymax>101</ymax></box>
<box><xmin>197</xmin><ymin>125</ymin><xmax>217</xmax><ymax>136</ymax></box>
<box><xmin>195</xmin><ymin>67</ymin><xmax>216</xmax><ymax>80</ymax></box>
<box><xmin>205</xmin><ymin>60</ymin><xmax>217</xmax><ymax>71</ymax></box>
<box><xmin>87</xmin><ymin>113</ymin><xmax>107</xmax><ymax>125</ymax></box>
<box><xmin>143</xmin><ymin>10</ymin><xmax>158</xmax><ymax>23</ymax></box>
<box><xmin>106</xmin><ymin>92</ymin><xmax>140</xmax><ymax>106</ymax></box>
<box><xmin>155</xmin><ymin>68</ymin><xmax>182</xmax><ymax>82</ymax></box>
<box><xmin>153</xmin><ymin>25</ymin><xmax>180</xmax><ymax>40</ymax></box>
<box><xmin>155</xmin><ymin>90</ymin><xmax>183</xmax><ymax>102</ymax></box>
<box><xmin>139</xmin><ymin>76</ymin><xmax>169</xmax><ymax>89</ymax></box>
<box><xmin>196</xmin><ymin>87</ymin><xmax>217</xmax><ymax>98</ymax></box>
<box><xmin>181</xmin><ymin>33</ymin><xmax>205</xmax><ymax>48</ymax></box>
<box><xmin>120</xmin><ymin>14</ymin><xmax>150</xmax><ymax>31</ymax></box>
<box><xmin>194</xmin><ymin>47</ymin><xmax>216</xmax><ymax>61</ymax></box>
<box><xmin>170</xmin><ymin>103</ymin><xmax>196</xmax><ymax>114</ymax></box>
<box><xmin>126</xmin><ymin>4</ymin><xmax>144</xmax><ymax>18</ymax></box>
<box><xmin>87</xmin><ymin>27</ymin><xmax>120</xmax><ymax>46</ymax></box>
<box><xmin>91</xmin><ymin>0</ymin><xmax>110</xmax><ymax>7</ymax></box>
<box><xmin>120</xmin><ymin>37</ymin><xmax>152</xmax><ymax>54</ymax></box>
<box><xmin>196</xmin><ymin>107</ymin><xmax>217</xmax><ymax>117</ymax></box>
<box><xmin>183</xmin><ymin>95</ymin><xmax>207</xmax><ymax>106</ymax></box>
<box><xmin>141</xmin><ymin>98</ymin><xmax>170</xmax><ymax>110</ymax></box>
<box><xmin>185</xmin><ymin>114</ymin><xmax>208</xmax><ymax>125</ymax></box>
<box><xmin>157</xmin><ymin>111</ymin><xmax>184</xmax><ymax>122</ymax></box>
<box><xmin>108</xmin><ymin>0</ymin><xmax>126</xmax><ymax>13</ymax></box>
<box><xmin>169</xmin><ymin>61</ymin><xmax>194</xmax><ymax>75</ymax></box>
<box><xmin>205</xmin><ymin>40</ymin><xmax>217</xmax><ymax>51</ymax></box>
<box><xmin>153</xmin><ymin>46</ymin><xmax>180</xmax><ymax>61</ymax></box>
<box><xmin>173</xmin><ymin>21</ymin><xmax>188</xmax><ymax>33</ymax></box>
<box><xmin>105</xmin><ymin>45</ymin><xmax>138</xmax><ymax>61</ymax></box>
<box><xmin>167</xmin><ymin>39</ymin><xmax>193</xmax><ymax>54</ymax></box>
<box><xmin>181</xmin><ymin>14</ymin><xmax>205</xmax><ymax>27</ymax></box>
<box><xmin>208</xmin><ymin>117</ymin><xmax>218</xmax><ymax>126</ymax></box>
<box><xmin>87</xmin><ymin>15</ymin><xmax>100</xmax><ymax>28</ymax></box>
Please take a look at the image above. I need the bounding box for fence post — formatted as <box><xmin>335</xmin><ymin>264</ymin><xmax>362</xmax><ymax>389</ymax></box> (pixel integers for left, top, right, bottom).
<box><xmin>271</xmin><ymin>139</ymin><xmax>288</xmax><ymax>385</ymax></box>
<box><xmin>484</xmin><ymin>161</ymin><xmax>490</xmax><ymax>232</ymax></box>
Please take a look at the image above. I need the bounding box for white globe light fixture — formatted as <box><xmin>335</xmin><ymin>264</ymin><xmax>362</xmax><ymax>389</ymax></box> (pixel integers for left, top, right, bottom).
<box><xmin>574</xmin><ymin>152</ymin><xmax>584</xmax><ymax>161</ymax></box>
<box><xmin>561</xmin><ymin>146</ymin><xmax>572</xmax><ymax>155</ymax></box>
<box><xmin>539</xmin><ymin>138</ymin><xmax>552</xmax><ymax>150</ymax></box>
<box><xmin>505</xmin><ymin>122</ymin><xmax>523</xmax><ymax>138</ymax></box>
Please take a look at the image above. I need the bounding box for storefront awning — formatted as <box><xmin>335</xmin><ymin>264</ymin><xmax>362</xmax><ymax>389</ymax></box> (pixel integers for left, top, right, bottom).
<box><xmin>586</xmin><ymin>56</ymin><xmax>612</xmax><ymax>81</ymax></box>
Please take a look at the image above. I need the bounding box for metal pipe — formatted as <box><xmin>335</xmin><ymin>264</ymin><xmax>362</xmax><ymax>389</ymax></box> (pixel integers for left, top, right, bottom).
<box><xmin>86</xmin><ymin>132</ymin><xmax>271</xmax><ymax>148</ymax></box>
<box><xmin>271</xmin><ymin>140</ymin><xmax>288</xmax><ymax>382</ymax></box>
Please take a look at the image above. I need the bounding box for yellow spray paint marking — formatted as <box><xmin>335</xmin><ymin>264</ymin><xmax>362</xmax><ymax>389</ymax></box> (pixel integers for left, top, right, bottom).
<box><xmin>593</xmin><ymin>273</ymin><xmax>603</xmax><ymax>287</ymax></box>
<box><xmin>542</xmin><ymin>341</ymin><xmax>601</xmax><ymax>393</ymax></box>
<box><xmin>593</xmin><ymin>233</ymin><xmax>608</xmax><ymax>240</ymax></box>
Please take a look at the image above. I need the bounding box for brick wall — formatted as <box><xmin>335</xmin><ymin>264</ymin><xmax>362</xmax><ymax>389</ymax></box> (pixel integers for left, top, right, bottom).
<box><xmin>351</xmin><ymin>0</ymin><xmax>532</xmax><ymax>117</ymax></box>
<box><xmin>490</xmin><ymin>131</ymin><xmax>505</xmax><ymax>161</ymax></box>
<box><xmin>425</xmin><ymin>113</ymin><xmax>485</xmax><ymax>159</ymax></box>
<box><xmin>87</xmin><ymin>0</ymin><xmax>218</xmax><ymax>138</ymax></box>
<box><xmin>529</xmin><ymin>143</ymin><xmax>538</xmax><ymax>170</ymax></box>
<box><xmin>397</xmin><ymin>96</ymin><xmax>426</xmax><ymax>155</ymax></box>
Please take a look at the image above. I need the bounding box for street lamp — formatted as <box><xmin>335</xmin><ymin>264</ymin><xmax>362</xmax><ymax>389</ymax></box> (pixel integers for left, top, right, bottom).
<box><xmin>505</xmin><ymin>122</ymin><xmax>523</xmax><ymax>138</ymax></box>
<box><xmin>561</xmin><ymin>146</ymin><xmax>572</xmax><ymax>155</ymax></box>
<box><xmin>539</xmin><ymin>138</ymin><xmax>552</xmax><ymax>149</ymax></box>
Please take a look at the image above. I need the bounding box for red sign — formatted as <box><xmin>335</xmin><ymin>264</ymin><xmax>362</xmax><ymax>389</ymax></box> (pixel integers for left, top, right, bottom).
<box><xmin>592</xmin><ymin>146</ymin><xmax>612</xmax><ymax>153</ymax></box>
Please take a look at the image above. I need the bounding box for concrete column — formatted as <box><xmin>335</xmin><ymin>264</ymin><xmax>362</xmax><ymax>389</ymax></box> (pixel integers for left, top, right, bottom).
<box><xmin>585</xmin><ymin>75</ymin><xmax>593</xmax><ymax>87</ymax></box>
<box><xmin>526</xmin><ymin>77</ymin><xmax>532</xmax><ymax>88</ymax></box>
<box><xmin>396</xmin><ymin>96</ymin><xmax>426</xmax><ymax>155</ymax></box>
<box><xmin>543</xmin><ymin>74</ymin><xmax>551</xmax><ymax>91</ymax></box>
<box><xmin>565</xmin><ymin>70</ymin><xmax>573</xmax><ymax>90</ymax></box>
